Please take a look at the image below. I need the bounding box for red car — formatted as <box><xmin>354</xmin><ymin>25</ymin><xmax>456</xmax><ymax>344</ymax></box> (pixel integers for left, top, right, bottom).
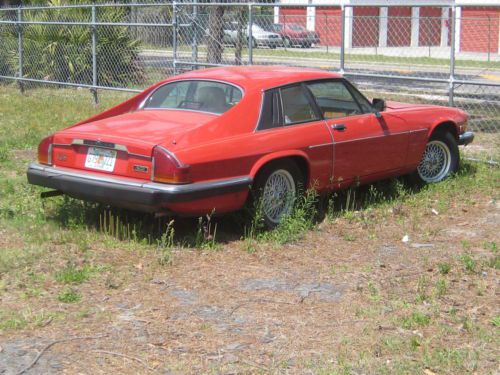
<box><xmin>28</xmin><ymin>66</ymin><xmax>473</xmax><ymax>227</ymax></box>
<box><xmin>269</xmin><ymin>23</ymin><xmax>320</xmax><ymax>48</ymax></box>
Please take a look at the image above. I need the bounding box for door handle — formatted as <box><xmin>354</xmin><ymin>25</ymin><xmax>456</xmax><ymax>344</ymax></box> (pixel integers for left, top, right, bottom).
<box><xmin>331</xmin><ymin>124</ymin><xmax>347</xmax><ymax>131</ymax></box>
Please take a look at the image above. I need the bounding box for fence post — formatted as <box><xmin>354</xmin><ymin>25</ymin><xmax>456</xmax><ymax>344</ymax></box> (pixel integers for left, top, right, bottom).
<box><xmin>340</xmin><ymin>5</ymin><xmax>345</xmax><ymax>74</ymax></box>
<box><xmin>17</xmin><ymin>6</ymin><xmax>24</xmax><ymax>93</ymax></box>
<box><xmin>449</xmin><ymin>6</ymin><xmax>456</xmax><ymax>107</ymax></box>
<box><xmin>248</xmin><ymin>3</ymin><xmax>253</xmax><ymax>65</ymax></box>
<box><xmin>191</xmin><ymin>3</ymin><xmax>198</xmax><ymax>67</ymax></box>
<box><xmin>91</xmin><ymin>4</ymin><xmax>98</xmax><ymax>105</ymax></box>
<box><xmin>172</xmin><ymin>1</ymin><xmax>177</xmax><ymax>75</ymax></box>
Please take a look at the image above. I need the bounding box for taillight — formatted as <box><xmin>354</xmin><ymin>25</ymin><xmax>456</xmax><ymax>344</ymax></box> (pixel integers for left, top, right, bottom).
<box><xmin>152</xmin><ymin>146</ymin><xmax>190</xmax><ymax>184</ymax></box>
<box><xmin>38</xmin><ymin>135</ymin><xmax>54</xmax><ymax>165</ymax></box>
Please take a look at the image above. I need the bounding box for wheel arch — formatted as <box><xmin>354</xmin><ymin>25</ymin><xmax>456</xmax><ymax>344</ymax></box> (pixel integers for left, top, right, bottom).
<box><xmin>429</xmin><ymin>120</ymin><xmax>458</xmax><ymax>141</ymax></box>
<box><xmin>250</xmin><ymin>151</ymin><xmax>310</xmax><ymax>187</ymax></box>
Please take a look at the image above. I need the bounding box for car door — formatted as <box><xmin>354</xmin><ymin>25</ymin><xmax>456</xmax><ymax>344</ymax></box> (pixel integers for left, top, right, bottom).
<box><xmin>306</xmin><ymin>79</ymin><xmax>409</xmax><ymax>187</ymax></box>
<box><xmin>255</xmin><ymin>84</ymin><xmax>334</xmax><ymax>191</ymax></box>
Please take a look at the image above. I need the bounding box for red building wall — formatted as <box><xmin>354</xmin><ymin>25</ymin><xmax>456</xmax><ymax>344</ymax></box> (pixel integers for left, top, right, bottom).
<box><xmin>460</xmin><ymin>7</ymin><xmax>499</xmax><ymax>53</ymax></box>
<box><xmin>352</xmin><ymin>7</ymin><xmax>379</xmax><ymax>47</ymax></box>
<box><xmin>387</xmin><ymin>6</ymin><xmax>412</xmax><ymax>46</ymax></box>
<box><xmin>279</xmin><ymin>7</ymin><xmax>307</xmax><ymax>29</ymax></box>
<box><xmin>316</xmin><ymin>7</ymin><xmax>342</xmax><ymax>46</ymax></box>
<box><xmin>419</xmin><ymin>7</ymin><xmax>442</xmax><ymax>46</ymax></box>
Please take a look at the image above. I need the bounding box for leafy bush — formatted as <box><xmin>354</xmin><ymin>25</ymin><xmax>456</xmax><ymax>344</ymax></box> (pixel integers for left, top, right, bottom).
<box><xmin>5</xmin><ymin>0</ymin><xmax>144</xmax><ymax>87</ymax></box>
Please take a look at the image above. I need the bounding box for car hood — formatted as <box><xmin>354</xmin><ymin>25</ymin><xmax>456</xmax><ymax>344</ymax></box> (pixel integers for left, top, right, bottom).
<box><xmin>58</xmin><ymin>109</ymin><xmax>218</xmax><ymax>146</ymax></box>
<box><xmin>385</xmin><ymin>101</ymin><xmax>436</xmax><ymax>111</ymax></box>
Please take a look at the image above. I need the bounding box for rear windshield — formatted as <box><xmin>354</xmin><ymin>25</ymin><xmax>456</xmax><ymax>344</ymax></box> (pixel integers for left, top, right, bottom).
<box><xmin>143</xmin><ymin>80</ymin><xmax>243</xmax><ymax>114</ymax></box>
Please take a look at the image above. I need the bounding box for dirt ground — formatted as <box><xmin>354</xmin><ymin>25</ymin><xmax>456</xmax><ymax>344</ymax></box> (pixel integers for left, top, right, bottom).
<box><xmin>1</xmin><ymin>192</ymin><xmax>498</xmax><ymax>374</ymax></box>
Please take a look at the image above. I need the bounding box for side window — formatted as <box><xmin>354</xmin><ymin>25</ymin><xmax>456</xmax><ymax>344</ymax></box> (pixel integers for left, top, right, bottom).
<box><xmin>257</xmin><ymin>89</ymin><xmax>281</xmax><ymax>130</ymax></box>
<box><xmin>307</xmin><ymin>81</ymin><xmax>362</xmax><ymax>119</ymax></box>
<box><xmin>346</xmin><ymin>81</ymin><xmax>374</xmax><ymax>113</ymax></box>
<box><xmin>280</xmin><ymin>85</ymin><xmax>319</xmax><ymax>125</ymax></box>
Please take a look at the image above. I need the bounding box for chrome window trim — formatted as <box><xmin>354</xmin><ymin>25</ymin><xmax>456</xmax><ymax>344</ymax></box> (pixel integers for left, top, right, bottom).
<box><xmin>253</xmin><ymin>90</ymin><xmax>267</xmax><ymax>133</ymax></box>
<box><xmin>139</xmin><ymin>78</ymin><xmax>245</xmax><ymax>114</ymax></box>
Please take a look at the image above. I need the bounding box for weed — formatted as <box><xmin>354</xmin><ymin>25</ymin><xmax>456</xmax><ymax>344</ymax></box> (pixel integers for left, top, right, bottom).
<box><xmin>437</xmin><ymin>262</ymin><xmax>451</xmax><ymax>275</ymax></box>
<box><xmin>462</xmin><ymin>317</ymin><xmax>475</xmax><ymax>333</ymax></box>
<box><xmin>409</xmin><ymin>336</ymin><xmax>421</xmax><ymax>351</ymax></box>
<box><xmin>367</xmin><ymin>281</ymin><xmax>380</xmax><ymax>302</ymax></box>
<box><xmin>487</xmin><ymin>255</ymin><xmax>499</xmax><ymax>270</ymax></box>
<box><xmin>416</xmin><ymin>276</ymin><xmax>430</xmax><ymax>303</ymax></box>
<box><xmin>258</xmin><ymin>189</ymin><xmax>317</xmax><ymax>245</ymax></box>
<box><xmin>57</xmin><ymin>288</ymin><xmax>81</xmax><ymax>303</ymax></box>
<box><xmin>434</xmin><ymin>278</ymin><xmax>448</xmax><ymax>298</ymax></box>
<box><xmin>482</xmin><ymin>241</ymin><xmax>497</xmax><ymax>253</ymax></box>
<box><xmin>193</xmin><ymin>213</ymin><xmax>219</xmax><ymax>250</ymax></box>
<box><xmin>491</xmin><ymin>316</ymin><xmax>500</xmax><ymax>327</ymax></box>
<box><xmin>54</xmin><ymin>263</ymin><xmax>103</xmax><ymax>284</ymax></box>
<box><xmin>459</xmin><ymin>254</ymin><xmax>476</xmax><ymax>273</ymax></box>
<box><xmin>157</xmin><ymin>220</ymin><xmax>175</xmax><ymax>265</ymax></box>
<box><xmin>401</xmin><ymin>311</ymin><xmax>431</xmax><ymax>329</ymax></box>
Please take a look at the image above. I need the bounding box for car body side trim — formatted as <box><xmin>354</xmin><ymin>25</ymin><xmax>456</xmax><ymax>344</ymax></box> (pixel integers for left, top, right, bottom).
<box><xmin>308</xmin><ymin>142</ymin><xmax>334</xmax><ymax>149</ymax></box>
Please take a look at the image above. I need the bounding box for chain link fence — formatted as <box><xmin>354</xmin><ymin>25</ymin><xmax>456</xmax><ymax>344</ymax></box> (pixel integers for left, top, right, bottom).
<box><xmin>0</xmin><ymin>2</ymin><xmax>499</xmax><ymax>139</ymax></box>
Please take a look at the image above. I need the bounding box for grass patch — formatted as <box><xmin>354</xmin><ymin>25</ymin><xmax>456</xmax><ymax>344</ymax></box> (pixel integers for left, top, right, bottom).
<box><xmin>437</xmin><ymin>262</ymin><xmax>451</xmax><ymax>275</ymax></box>
<box><xmin>54</xmin><ymin>263</ymin><xmax>105</xmax><ymax>284</ymax></box>
<box><xmin>57</xmin><ymin>288</ymin><xmax>82</xmax><ymax>303</ymax></box>
<box><xmin>459</xmin><ymin>253</ymin><xmax>477</xmax><ymax>273</ymax></box>
<box><xmin>401</xmin><ymin>311</ymin><xmax>431</xmax><ymax>329</ymax></box>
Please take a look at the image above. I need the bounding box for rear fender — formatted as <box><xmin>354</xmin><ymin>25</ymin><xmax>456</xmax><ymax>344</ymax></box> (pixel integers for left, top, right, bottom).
<box><xmin>250</xmin><ymin>150</ymin><xmax>310</xmax><ymax>182</ymax></box>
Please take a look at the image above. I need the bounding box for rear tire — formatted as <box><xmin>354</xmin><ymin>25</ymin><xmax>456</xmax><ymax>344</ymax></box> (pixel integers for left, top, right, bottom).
<box><xmin>409</xmin><ymin>131</ymin><xmax>459</xmax><ymax>185</ymax></box>
<box><xmin>252</xmin><ymin>160</ymin><xmax>304</xmax><ymax>229</ymax></box>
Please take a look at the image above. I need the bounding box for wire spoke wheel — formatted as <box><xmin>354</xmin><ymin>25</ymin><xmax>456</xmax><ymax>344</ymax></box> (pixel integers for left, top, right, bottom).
<box><xmin>262</xmin><ymin>169</ymin><xmax>296</xmax><ymax>224</ymax></box>
<box><xmin>417</xmin><ymin>140</ymin><xmax>452</xmax><ymax>183</ymax></box>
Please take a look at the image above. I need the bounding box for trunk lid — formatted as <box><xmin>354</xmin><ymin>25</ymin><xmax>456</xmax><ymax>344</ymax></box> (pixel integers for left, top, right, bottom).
<box><xmin>51</xmin><ymin>110</ymin><xmax>217</xmax><ymax>180</ymax></box>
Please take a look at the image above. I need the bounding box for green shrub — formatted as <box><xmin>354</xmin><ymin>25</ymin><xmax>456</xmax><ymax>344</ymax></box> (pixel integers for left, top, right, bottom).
<box><xmin>5</xmin><ymin>0</ymin><xmax>144</xmax><ymax>87</ymax></box>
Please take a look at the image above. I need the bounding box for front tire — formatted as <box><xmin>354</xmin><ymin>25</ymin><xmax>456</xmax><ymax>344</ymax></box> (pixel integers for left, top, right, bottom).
<box><xmin>252</xmin><ymin>160</ymin><xmax>304</xmax><ymax>228</ymax></box>
<box><xmin>410</xmin><ymin>131</ymin><xmax>459</xmax><ymax>185</ymax></box>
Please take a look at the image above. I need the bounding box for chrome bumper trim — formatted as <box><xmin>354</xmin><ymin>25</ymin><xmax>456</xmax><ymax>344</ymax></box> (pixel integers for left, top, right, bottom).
<box><xmin>458</xmin><ymin>131</ymin><xmax>474</xmax><ymax>146</ymax></box>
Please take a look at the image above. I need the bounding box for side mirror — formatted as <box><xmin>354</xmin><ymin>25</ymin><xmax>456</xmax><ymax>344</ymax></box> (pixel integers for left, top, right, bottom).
<box><xmin>372</xmin><ymin>98</ymin><xmax>386</xmax><ymax>112</ymax></box>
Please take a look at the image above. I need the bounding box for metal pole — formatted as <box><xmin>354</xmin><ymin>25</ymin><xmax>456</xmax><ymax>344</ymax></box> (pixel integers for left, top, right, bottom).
<box><xmin>192</xmin><ymin>3</ymin><xmax>198</xmax><ymax>67</ymax></box>
<box><xmin>17</xmin><ymin>7</ymin><xmax>24</xmax><ymax>93</ymax></box>
<box><xmin>449</xmin><ymin>6</ymin><xmax>456</xmax><ymax>107</ymax></box>
<box><xmin>91</xmin><ymin>5</ymin><xmax>98</xmax><ymax>104</ymax></box>
<box><xmin>248</xmin><ymin>3</ymin><xmax>253</xmax><ymax>65</ymax></box>
<box><xmin>172</xmin><ymin>1</ymin><xmax>177</xmax><ymax>75</ymax></box>
<box><xmin>340</xmin><ymin>5</ymin><xmax>345</xmax><ymax>73</ymax></box>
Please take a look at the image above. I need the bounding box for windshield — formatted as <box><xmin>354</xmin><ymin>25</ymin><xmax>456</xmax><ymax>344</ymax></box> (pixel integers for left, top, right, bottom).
<box><xmin>289</xmin><ymin>24</ymin><xmax>306</xmax><ymax>31</ymax></box>
<box><xmin>143</xmin><ymin>80</ymin><xmax>243</xmax><ymax>114</ymax></box>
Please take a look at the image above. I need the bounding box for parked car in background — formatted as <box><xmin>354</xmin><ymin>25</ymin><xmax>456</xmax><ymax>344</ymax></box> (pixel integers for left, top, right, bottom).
<box><xmin>223</xmin><ymin>22</ymin><xmax>282</xmax><ymax>48</ymax></box>
<box><xmin>28</xmin><ymin>66</ymin><xmax>473</xmax><ymax>228</ymax></box>
<box><xmin>268</xmin><ymin>23</ymin><xmax>320</xmax><ymax>48</ymax></box>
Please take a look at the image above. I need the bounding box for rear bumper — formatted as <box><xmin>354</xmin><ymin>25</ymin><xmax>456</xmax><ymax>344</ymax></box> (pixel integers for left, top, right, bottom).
<box><xmin>27</xmin><ymin>163</ymin><xmax>252</xmax><ymax>213</ymax></box>
<box><xmin>458</xmin><ymin>131</ymin><xmax>474</xmax><ymax>146</ymax></box>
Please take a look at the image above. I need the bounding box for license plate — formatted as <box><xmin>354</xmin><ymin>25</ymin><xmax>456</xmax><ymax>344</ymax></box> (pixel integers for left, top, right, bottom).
<box><xmin>85</xmin><ymin>147</ymin><xmax>117</xmax><ymax>172</ymax></box>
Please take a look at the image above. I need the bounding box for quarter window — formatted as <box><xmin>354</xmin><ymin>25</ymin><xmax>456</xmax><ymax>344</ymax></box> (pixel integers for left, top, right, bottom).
<box><xmin>280</xmin><ymin>85</ymin><xmax>319</xmax><ymax>125</ymax></box>
<box><xmin>307</xmin><ymin>81</ymin><xmax>362</xmax><ymax>119</ymax></box>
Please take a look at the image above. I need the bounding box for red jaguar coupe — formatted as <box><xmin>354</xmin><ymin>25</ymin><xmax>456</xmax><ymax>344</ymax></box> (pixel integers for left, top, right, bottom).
<box><xmin>28</xmin><ymin>66</ymin><xmax>473</xmax><ymax>227</ymax></box>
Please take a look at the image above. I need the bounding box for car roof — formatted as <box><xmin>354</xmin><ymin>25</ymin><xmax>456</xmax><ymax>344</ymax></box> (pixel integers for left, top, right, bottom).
<box><xmin>169</xmin><ymin>66</ymin><xmax>342</xmax><ymax>92</ymax></box>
